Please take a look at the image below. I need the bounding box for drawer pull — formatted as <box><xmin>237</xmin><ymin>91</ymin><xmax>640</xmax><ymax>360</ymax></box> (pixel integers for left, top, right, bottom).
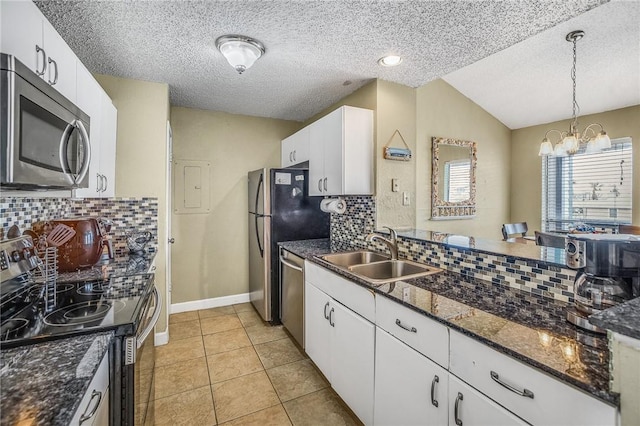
<box><xmin>323</xmin><ymin>302</ymin><xmax>330</xmax><ymax>320</ymax></box>
<box><xmin>490</xmin><ymin>371</ymin><xmax>534</xmax><ymax>399</ymax></box>
<box><xmin>79</xmin><ymin>390</ymin><xmax>102</xmax><ymax>424</ymax></box>
<box><xmin>395</xmin><ymin>318</ymin><xmax>417</xmax><ymax>333</ymax></box>
<box><xmin>430</xmin><ymin>374</ymin><xmax>439</xmax><ymax>407</ymax></box>
<box><xmin>454</xmin><ymin>392</ymin><xmax>463</xmax><ymax>426</ymax></box>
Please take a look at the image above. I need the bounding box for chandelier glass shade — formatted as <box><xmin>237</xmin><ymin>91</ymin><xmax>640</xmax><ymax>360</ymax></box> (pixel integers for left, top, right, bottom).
<box><xmin>539</xmin><ymin>31</ymin><xmax>611</xmax><ymax>157</ymax></box>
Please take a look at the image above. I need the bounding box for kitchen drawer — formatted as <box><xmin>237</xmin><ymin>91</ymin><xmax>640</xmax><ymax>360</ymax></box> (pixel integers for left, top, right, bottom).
<box><xmin>305</xmin><ymin>261</ymin><xmax>375</xmax><ymax>322</ymax></box>
<box><xmin>375</xmin><ymin>295</ymin><xmax>449</xmax><ymax>368</ymax></box>
<box><xmin>449</xmin><ymin>330</ymin><xmax>617</xmax><ymax>426</ymax></box>
<box><xmin>70</xmin><ymin>349</ymin><xmax>110</xmax><ymax>425</ymax></box>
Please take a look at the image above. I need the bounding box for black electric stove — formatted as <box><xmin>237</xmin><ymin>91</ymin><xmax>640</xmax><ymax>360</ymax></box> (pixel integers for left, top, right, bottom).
<box><xmin>1</xmin><ymin>235</ymin><xmax>160</xmax><ymax>425</ymax></box>
<box><xmin>0</xmin><ymin>274</ymin><xmax>153</xmax><ymax>349</ymax></box>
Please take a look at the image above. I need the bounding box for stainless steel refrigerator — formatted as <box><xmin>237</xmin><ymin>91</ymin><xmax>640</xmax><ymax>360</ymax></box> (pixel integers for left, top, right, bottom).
<box><xmin>248</xmin><ymin>168</ymin><xmax>329</xmax><ymax>322</ymax></box>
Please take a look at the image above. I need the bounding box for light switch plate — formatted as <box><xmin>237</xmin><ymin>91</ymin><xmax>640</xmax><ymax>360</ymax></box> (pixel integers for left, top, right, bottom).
<box><xmin>402</xmin><ymin>191</ymin><xmax>410</xmax><ymax>206</ymax></box>
<box><xmin>392</xmin><ymin>178</ymin><xmax>399</xmax><ymax>192</ymax></box>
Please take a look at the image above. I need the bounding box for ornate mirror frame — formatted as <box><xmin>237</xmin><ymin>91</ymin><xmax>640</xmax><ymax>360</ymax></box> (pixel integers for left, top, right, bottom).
<box><xmin>431</xmin><ymin>136</ymin><xmax>477</xmax><ymax>219</ymax></box>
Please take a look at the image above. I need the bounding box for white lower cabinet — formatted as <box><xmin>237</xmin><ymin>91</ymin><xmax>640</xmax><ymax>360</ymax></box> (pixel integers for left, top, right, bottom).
<box><xmin>305</xmin><ymin>280</ymin><xmax>375</xmax><ymax>425</ymax></box>
<box><xmin>305</xmin><ymin>264</ymin><xmax>617</xmax><ymax>426</ymax></box>
<box><xmin>449</xmin><ymin>330</ymin><xmax>618</xmax><ymax>426</ymax></box>
<box><xmin>448</xmin><ymin>374</ymin><xmax>527</xmax><ymax>426</ymax></box>
<box><xmin>374</xmin><ymin>327</ymin><xmax>448</xmax><ymax>426</ymax></box>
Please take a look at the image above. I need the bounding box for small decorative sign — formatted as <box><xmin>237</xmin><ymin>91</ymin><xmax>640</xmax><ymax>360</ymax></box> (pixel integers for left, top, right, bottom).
<box><xmin>383</xmin><ymin>130</ymin><xmax>412</xmax><ymax>161</ymax></box>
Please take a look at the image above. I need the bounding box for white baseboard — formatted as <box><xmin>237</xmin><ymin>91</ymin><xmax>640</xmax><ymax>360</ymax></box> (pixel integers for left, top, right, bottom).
<box><xmin>170</xmin><ymin>293</ymin><xmax>251</xmax><ymax>314</ymax></box>
<box><xmin>155</xmin><ymin>329</ymin><xmax>169</xmax><ymax>346</ymax></box>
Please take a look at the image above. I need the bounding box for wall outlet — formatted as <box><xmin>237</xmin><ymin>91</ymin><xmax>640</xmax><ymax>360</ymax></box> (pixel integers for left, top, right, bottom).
<box><xmin>402</xmin><ymin>191</ymin><xmax>410</xmax><ymax>206</ymax></box>
<box><xmin>392</xmin><ymin>178</ymin><xmax>399</xmax><ymax>192</ymax></box>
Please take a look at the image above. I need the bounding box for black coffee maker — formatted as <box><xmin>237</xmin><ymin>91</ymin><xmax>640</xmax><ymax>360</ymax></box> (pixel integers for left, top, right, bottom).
<box><xmin>565</xmin><ymin>234</ymin><xmax>640</xmax><ymax>333</ymax></box>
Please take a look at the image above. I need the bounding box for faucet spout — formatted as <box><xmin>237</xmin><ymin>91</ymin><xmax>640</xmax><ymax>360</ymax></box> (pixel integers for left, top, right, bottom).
<box><xmin>365</xmin><ymin>226</ymin><xmax>399</xmax><ymax>260</ymax></box>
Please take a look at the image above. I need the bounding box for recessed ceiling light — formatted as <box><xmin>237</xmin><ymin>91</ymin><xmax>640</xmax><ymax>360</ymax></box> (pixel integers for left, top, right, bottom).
<box><xmin>378</xmin><ymin>55</ymin><xmax>402</xmax><ymax>67</ymax></box>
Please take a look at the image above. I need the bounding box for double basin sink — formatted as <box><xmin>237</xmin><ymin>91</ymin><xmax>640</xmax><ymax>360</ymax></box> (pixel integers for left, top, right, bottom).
<box><xmin>320</xmin><ymin>251</ymin><xmax>442</xmax><ymax>285</ymax></box>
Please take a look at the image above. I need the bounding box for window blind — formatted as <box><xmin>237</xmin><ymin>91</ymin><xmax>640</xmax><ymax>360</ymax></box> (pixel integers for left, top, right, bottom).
<box><xmin>445</xmin><ymin>159</ymin><xmax>471</xmax><ymax>202</ymax></box>
<box><xmin>542</xmin><ymin>137</ymin><xmax>633</xmax><ymax>232</ymax></box>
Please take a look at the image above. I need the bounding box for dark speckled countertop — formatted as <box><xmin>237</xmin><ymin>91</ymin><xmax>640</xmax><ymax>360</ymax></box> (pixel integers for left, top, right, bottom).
<box><xmin>0</xmin><ymin>250</ymin><xmax>155</xmax><ymax>425</ymax></box>
<box><xmin>1</xmin><ymin>332</ymin><xmax>113</xmax><ymax>425</ymax></box>
<box><xmin>589</xmin><ymin>297</ymin><xmax>640</xmax><ymax>340</ymax></box>
<box><xmin>279</xmin><ymin>239</ymin><xmax>618</xmax><ymax>405</ymax></box>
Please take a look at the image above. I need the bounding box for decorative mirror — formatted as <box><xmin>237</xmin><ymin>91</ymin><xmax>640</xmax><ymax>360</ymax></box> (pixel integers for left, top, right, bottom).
<box><xmin>431</xmin><ymin>137</ymin><xmax>477</xmax><ymax>219</ymax></box>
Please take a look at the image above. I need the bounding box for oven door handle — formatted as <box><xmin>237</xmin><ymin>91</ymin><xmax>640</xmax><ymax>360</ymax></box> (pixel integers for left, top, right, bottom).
<box><xmin>136</xmin><ymin>286</ymin><xmax>161</xmax><ymax>349</ymax></box>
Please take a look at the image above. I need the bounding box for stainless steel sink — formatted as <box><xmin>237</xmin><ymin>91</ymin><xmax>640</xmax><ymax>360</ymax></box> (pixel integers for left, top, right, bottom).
<box><xmin>321</xmin><ymin>251</ymin><xmax>389</xmax><ymax>268</ymax></box>
<box><xmin>348</xmin><ymin>260</ymin><xmax>441</xmax><ymax>284</ymax></box>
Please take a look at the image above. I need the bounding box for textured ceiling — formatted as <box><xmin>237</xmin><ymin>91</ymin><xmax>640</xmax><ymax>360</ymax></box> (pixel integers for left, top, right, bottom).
<box><xmin>35</xmin><ymin>0</ymin><xmax>614</xmax><ymax>123</ymax></box>
<box><xmin>443</xmin><ymin>0</ymin><xmax>640</xmax><ymax>129</ymax></box>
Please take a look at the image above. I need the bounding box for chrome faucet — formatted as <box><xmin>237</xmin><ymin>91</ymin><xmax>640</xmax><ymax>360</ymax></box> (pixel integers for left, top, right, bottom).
<box><xmin>366</xmin><ymin>226</ymin><xmax>398</xmax><ymax>260</ymax></box>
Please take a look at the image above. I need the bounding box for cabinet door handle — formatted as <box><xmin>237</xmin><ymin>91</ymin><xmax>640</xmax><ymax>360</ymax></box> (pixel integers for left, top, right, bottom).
<box><xmin>79</xmin><ymin>390</ymin><xmax>102</xmax><ymax>424</ymax></box>
<box><xmin>102</xmin><ymin>174</ymin><xmax>108</xmax><ymax>192</ymax></box>
<box><xmin>289</xmin><ymin>152</ymin><xmax>293</xmax><ymax>162</ymax></box>
<box><xmin>96</xmin><ymin>173</ymin><xmax>102</xmax><ymax>192</ymax></box>
<box><xmin>35</xmin><ymin>45</ymin><xmax>47</xmax><ymax>76</ymax></box>
<box><xmin>323</xmin><ymin>177</ymin><xmax>327</xmax><ymax>191</ymax></box>
<box><xmin>293</xmin><ymin>150</ymin><xmax>296</xmax><ymax>161</ymax></box>
<box><xmin>318</xmin><ymin>179</ymin><xmax>323</xmax><ymax>192</ymax></box>
<box><xmin>430</xmin><ymin>375</ymin><xmax>439</xmax><ymax>407</ymax></box>
<box><xmin>490</xmin><ymin>371</ymin><xmax>534</xmax><ymax>399</ymax></box>
<box><xmin>47</xmin><ymin>57</ymin><xmax>59</xmax><ymax>85</ymax></box>
<box><xmin>454</xmin><ymin>392</ymin><xmax>463</xmax><ymax>426</ymax></box>
<box><xmin>329</xmin><ymin>307</ymin><xmax>335</xmax><ymax>327</ymax></box>
<box><xmin>395</xmin><ymin>318</ymin><xmax>417</xmax><ymax>333</ymax></box>
<box><xmin>323</xmin><ymin>302</ymin><xmax>330</xmax><ymax>320</ymax></box>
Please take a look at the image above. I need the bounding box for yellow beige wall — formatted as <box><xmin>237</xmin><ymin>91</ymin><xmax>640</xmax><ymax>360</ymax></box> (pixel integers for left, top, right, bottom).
<box><xmin>170</xmin><ymin>107</ymin><xmax>298</xmax><ymax>303</ymax></box>
<box><xmin>94</xmin><ymin>74</ymin><xmax>171</xmax><ymax>333</ymax></box>
<box><xmin>305</xmin><ymin>80</ymin><xmax>417</xmax><ymax>228</ymax></box>
<box><xmin>511</xmin><ymin>105</ymin><xmax>640</xmax><ymax>232</ymax></box>
<box><xmin>415</xmin><ymin>79</ymin><xmax>512</xmax><ymax>239</ymax></box>
<box><xmin>375</xmin><ymin>81</ymin><xmax>417</xmax><ymax>228</ymax></box>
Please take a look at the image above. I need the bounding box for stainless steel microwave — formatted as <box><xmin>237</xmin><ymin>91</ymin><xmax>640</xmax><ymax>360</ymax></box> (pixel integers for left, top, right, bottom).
<box><xmin>1</xmin><ymin>53</ymin><xmax>90</xmax><ymax>190</ymax></box>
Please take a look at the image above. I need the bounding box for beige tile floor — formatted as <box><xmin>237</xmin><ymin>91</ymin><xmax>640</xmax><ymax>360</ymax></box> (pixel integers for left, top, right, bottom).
<box><xmin>152</xmin><ymin>303</ymin><xmax>362</xmax><ymax>425</ymax></box>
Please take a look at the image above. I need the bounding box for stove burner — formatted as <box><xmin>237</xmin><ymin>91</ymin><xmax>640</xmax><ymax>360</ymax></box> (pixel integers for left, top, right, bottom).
<box><xmin>1</xmin><ymin>318</ymin><xmax>29</xmax><ymax>340</ymax></box>
<box><xmin>77</xmin><ymin>281</ymin><xmax>110</xmax><ymax>296</ymax></box>
<box><xmin>64</xmin><ymin>303</ymin><xmax>110</xmax><ymax>320</ymax></box>
<box><xmin>44</xmin><ymin>301</ymin><xmax>113</xmax><ymax>327</ymax></box>
<box><xmin>28</xmin><ymin>283</ymin><xmax>74</xmax><ymax>298</ymax></box>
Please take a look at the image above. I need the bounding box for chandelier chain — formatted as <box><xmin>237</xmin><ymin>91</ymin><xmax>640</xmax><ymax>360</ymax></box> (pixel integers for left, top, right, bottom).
<box><xmin>571</xmin><ymin>36</ymin><xmax>580</xmax><ymax>130</ymax></box>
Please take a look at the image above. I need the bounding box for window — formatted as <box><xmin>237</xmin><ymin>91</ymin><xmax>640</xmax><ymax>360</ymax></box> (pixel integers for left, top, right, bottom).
<box><xmin>542</xmin><ymin>137</ymin><xmax>633</xmax><ymax>232</ymax></box>
<box><xmin>444</xmin><ymin>159</ymin><xmax>471</xmax><ymax>202</ymax></box>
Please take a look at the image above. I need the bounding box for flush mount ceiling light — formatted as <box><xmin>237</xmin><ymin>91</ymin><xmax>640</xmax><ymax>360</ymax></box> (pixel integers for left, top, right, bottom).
<box><xmin>215</xmin><ymin>34</ymin><xmax>265</xmax><ymax>74</ymax></box>
<box><xmin>378</xmin><ymin>55</ymin><xmax>402</xmax><ymax>67</ymax></box>
<box><xmin>539</xmin><ymin>31</ymin><xmax>611</xmax><ymax>157</ymax></box>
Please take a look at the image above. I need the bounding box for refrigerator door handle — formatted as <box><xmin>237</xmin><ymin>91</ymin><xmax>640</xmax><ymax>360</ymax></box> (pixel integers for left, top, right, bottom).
<box><xmin>255</xmin><ymin>172</ymin><xmax>264</xmax><ymax>216</ymax></box>
<box><xmin>255</xmin><ymin>214</ymin><xmax>264</xmax><ymax>258</ymax></box>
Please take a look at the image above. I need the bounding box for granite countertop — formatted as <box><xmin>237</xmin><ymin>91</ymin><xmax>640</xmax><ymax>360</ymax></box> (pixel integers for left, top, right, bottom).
<box><xmin>279</xmin><ymin>239</ymin><xmax>617</xmax><ymax>405</ymax></box>
<box><xmin>0</xmin><ymin>332</ymin><xmax>113</xmax><ymax>425</ymax></box>
<box><xmin>589</xmin><ymin>297</ymin><xmax>640</xmax><ymax>340</ymax></box>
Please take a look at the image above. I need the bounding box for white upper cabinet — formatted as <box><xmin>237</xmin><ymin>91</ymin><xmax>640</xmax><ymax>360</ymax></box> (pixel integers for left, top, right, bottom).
<box><xmin>0</xmin><ymin>0</ymin><xmax>43</xmax><ymax>74</ymax></box>
<box><xmin>281</xmin><ymin>126</ymin><xmax>310</xmax><ymax>167</ymax></box>
<box><xmin>74</xmin><ymin>63</ymin><xmax>117</xmax><ymax>198</ymax></box>
<box><xmin>42</xmin><ymin>18</ymin><xmax>77</xmax><ymax>101</ymax></box>
<box><xmin>1</xmin><ymin>0</ymin><xmax>77</xmax><ymax>102</ymax></box>
<box><xmin>307</xmin><ymin>106</ymin><xmax>373</xmax><ymax>196</ymax></box>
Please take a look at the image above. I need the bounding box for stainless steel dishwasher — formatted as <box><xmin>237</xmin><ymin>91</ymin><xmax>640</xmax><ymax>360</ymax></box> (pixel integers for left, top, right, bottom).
<box><xmin>279</xmin><ymin>248</ymin><xmax>305</xmax><ymax>348</ymax></box>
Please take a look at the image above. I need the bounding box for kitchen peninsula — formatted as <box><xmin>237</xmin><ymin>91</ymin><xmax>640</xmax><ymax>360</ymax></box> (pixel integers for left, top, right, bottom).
<box><xmin>279</xmin><ymin>226</ymin><xmax>637</xmax><ymax>425</ymax></box>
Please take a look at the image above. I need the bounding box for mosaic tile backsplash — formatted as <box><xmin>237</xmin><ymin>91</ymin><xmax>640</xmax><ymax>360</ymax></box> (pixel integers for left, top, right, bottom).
<box><xmin>0</xmin><ymin>197</ymin><xmax>158</xmax><ymax>256</ymax></box>
<box><xmin>330</xmin><ymin>195</ymin><xmax>576</xmax><ymax>303</ymax></box>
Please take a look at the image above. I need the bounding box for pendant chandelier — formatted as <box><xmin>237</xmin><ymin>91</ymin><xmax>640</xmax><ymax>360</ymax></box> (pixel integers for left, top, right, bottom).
<box><xmin>538</xmin><ymin>31</ymin><xmax>611</xmax><ymax>157</ymax></box>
